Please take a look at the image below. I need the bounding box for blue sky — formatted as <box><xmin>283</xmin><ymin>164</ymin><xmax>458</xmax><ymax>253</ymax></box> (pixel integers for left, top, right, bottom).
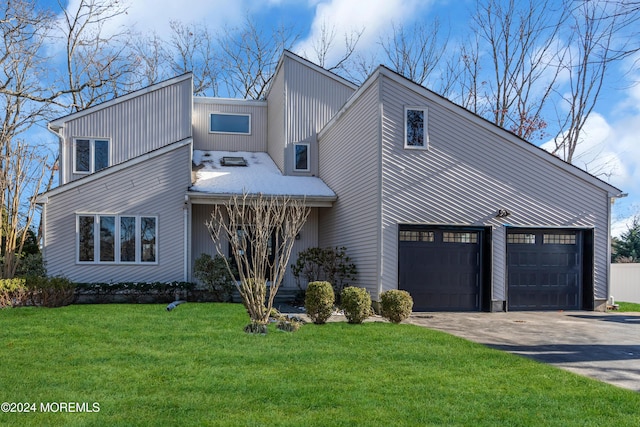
<box><xmin>44</xmin><ymin>0</ymin><xmax>640</xmax><ymax>234</ymax></box>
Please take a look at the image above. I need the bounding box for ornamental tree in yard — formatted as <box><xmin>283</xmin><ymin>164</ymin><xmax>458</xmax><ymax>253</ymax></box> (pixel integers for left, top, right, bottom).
<box><xmin>206</xmin><ymin>193</ymin><xmax>309</xmax><ymax>332</ymax></box>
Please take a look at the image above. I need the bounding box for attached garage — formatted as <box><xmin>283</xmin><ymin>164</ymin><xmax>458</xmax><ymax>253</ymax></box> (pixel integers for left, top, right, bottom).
<box><xmin>398</xmin><ymin>225</ymin><xmax>491</xmax><ymax>311</ymax></box>
<box><xmin>506</xmin><ymin>228</ymin><xmax>594</xmax><ymax>311</ymax></box>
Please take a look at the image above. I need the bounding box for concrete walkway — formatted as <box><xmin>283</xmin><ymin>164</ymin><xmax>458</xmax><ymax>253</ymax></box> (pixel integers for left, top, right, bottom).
<box><xmin>407</xmin><ymin>311</ymin><xmax>640</xmax><ymax>392</ymax></box>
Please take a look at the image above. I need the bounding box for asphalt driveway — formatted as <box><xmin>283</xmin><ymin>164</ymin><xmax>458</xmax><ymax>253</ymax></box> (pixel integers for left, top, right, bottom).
<box><xmin>407</xmin><ymin>311</ymin><xmax>640</xmax><ymax>392</ymax></box>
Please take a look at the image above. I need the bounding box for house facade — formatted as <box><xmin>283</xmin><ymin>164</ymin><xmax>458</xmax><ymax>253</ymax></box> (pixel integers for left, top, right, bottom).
<box><xmin>37</xmin><ymin>51</ymin><xmax>623</xmax><ymax>311</ymax></box>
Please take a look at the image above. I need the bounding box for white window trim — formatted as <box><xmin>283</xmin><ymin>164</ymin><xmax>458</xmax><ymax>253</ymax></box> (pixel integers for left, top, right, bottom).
<box><xmin>209</xmin><ymin>112</ymin><xmax>252</xmax><ymax>135</ymax></box>
<box><xmin>73</xmin><ymin>138</ymin><xmax>110</xmax><ymax>174</ymax></box>
<box><xmin>293</xmin><ymin>142</ymin><xmax>310</xmax><ymax>172</ymax></box>
<box><xmin>404</xmin><ymin>106</ymin><xmax>429</xmax><ymax>150</ymax></box>
<box><xmin>76</xmin><ymin>214</ymin><xmax>158</xmax><ymax>265</ymax></box>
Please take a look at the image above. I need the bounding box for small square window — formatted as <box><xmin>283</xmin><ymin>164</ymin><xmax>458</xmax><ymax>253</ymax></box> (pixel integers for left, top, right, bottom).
<box><xmin>404</xmin><ymin>107</ymin><xmax>429</xmax><ymax>149</ymax></box>
<box><xmin>294</xmin><ymin>143</ymin><xmax>310</xmax><ymax>171</ymax></box>
<box><xmin>73</xmin><ymin>138</ymin><xmax>109</xmax><ymax>173</ymax></box>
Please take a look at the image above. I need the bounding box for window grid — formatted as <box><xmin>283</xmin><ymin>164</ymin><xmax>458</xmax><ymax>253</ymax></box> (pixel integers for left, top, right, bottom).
<box><xmin>399</xmin><ymin>230</ymin><xmax>434</xmax><ymax>242</ymax></box>
<box><xmin>507</xmin><ymin>233</ymin><xmax>536</xmax><ymax>244</ymax></box>
<box><xmin>443</xmin><ymin>232</ymin><xmax>478</xmax><ymax>244</ymax></box>
<box><xmin>543</xmin><ymin>233</ymin><xmax>576</xmax><ymax>245</ymax></box>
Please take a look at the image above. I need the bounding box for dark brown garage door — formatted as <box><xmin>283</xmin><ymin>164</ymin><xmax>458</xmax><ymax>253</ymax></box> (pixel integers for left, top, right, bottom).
<box><xmin>507</xmin><ymin>229</ymin><xmax>583</xmax><ymax>311</ymax></box>
<box><xmin>398</xmin><ymin>226</ymin><xmax>483</xmax><ymax>311</ymax></box>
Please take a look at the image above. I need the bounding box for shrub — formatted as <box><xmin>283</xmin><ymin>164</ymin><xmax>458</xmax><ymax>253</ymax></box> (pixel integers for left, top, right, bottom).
<box><xmin>193</xmin><ymin>254</ymin><xmax>237</xmax><ymax>302</ymax></box>
<box><xmin>276</xmin><ymin>318</ymin><xmax>302</xmax><ymax>332</ymax></box>
<box><xmin>340</xmin><ymin>286</ymin><xmax>372</xmax><ymax>324</ymax></box>
<box><xmin>0</xmin><ymin>276</ymin><xmax>75</xmax><ymax>308</ymax></box>
<box><xmin>380</xmin><ymin>290</ymin><xmax>414</xmax><ymax>323</ymax></box>
<box><xmin>305</xmin><ymin>281</ymin><xmax>335</xmax><ymax>324</ymax></box>
<box><xmin>291</xmin><ymin>247</ymin><xmax>357</xmax><ymax>301</ymax></box>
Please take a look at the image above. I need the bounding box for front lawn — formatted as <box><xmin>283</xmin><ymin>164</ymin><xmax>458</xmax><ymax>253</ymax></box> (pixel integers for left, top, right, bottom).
<box><xmin>1</xmin><ymin>303</ymin><xmax>639</xmax><ymax>426</ymax></box>
<box><xmin>615</xmin><ymin>301</ymin><xmax>640</xmax><ymax>312</ymax></box>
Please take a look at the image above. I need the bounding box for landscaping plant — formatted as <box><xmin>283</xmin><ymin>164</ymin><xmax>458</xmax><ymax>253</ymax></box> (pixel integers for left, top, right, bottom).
<box><xmin>380</xmin><ymin>289</ymin><xmax>414</xmax><ymax>323</ymax></box>
<box><xmin>291</xmin><ymin>246</ymin><xmax>357</xmax><ymax>301</ymax></box>
<box><xmin>341</xmin><ymin>286</ymin><xmax>373</xmax><ymax>324</ymax></box>
<box><xmin>193</xmin><ymin>253</ymin><xmax>237</xmax><ymax>301</ymax></box>
<box><xmin>305</xmin><ymin>281</ymin><xmax>335</xmax><ymax>324</ymax></box>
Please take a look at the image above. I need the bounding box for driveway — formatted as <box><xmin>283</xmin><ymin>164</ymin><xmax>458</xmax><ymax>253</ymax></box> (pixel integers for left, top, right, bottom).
<box><xmin>407</xmin><ymin>311</ymin><xmax>640</xmax><ymax>392</ymax></box>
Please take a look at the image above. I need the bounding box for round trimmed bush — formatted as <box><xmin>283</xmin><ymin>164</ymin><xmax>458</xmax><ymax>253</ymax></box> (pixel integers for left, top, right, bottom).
<box><xmin>305</xmin><ymin>281</ymin><xmax>335</xmax><ymax>324</ymax></box>
<box><xmin>340</xmin><ymin>286</ymin><xmax>372</xmax><ymax>324</ymax></box>
<box><xmin>380</xmin><ymin>290</ymin><xmax>414</xmax><ymax>323</ymax></box>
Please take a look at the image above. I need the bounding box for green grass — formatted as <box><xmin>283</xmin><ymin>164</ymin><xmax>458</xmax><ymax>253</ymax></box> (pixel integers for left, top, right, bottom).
<box><xmin>1</xmin><ymin>304</ymin><xmax>639</xmax><ymax>426</ymax></box>
<box><xmin>614</xmin><ymin>301</ymin><xmax>640</xmax><ymax>312</ymax></box>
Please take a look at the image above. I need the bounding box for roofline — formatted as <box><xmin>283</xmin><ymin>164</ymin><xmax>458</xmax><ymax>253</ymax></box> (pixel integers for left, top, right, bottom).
<box><xmin>186</xmin><ymin>191</ymin><xmax>336</xmax><ymax>207</ymax></box>
<box><xmin>319</xmin><ymin>65</ymin><xmax>622</xmax><ymax>197</ymax></box>
<box><xmin>265</xmin><ymin>50</ymin><xmax>359</xmax><ymax>99</ymax></box>
<box><xmin>37</xmin><ymin>138</ymin><xmax>193</xmax><ymax>203</ymax></box>
<box><xmin>49</xmin><ymin>73</ymin><xmax>193</xmax><ymax>127</ymax></box>
<box><xmin>193</xmin><ymin>97</ymin><xmax>267</xmax><ymax>106</ymax></box>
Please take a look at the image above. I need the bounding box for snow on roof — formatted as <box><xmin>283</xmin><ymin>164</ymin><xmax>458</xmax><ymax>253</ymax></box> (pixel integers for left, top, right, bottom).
<box><xmin>190</xmin><ymin>151</ymin><xmax>336</xmax><ymax>198</ymax></box>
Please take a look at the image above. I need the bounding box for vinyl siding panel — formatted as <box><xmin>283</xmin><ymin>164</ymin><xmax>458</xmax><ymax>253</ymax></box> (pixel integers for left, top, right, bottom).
<box><xmin>192</xmin><ymin>99</ymin><xmax>267</xmax><ymax>152</ymax></box>
<box><xmin>378</xmin><ymin>74</ymin><xmax>611</xmax><ymax>303</ymax></box>
<box><xmin>60</xmin><ymin>78</ymin><xmax>192</xmax><ymax>184</ymax></box>
<box><xmin>283</xmin><ymin>58</ymin><xmax>355</xmax><ymax>176</ymax></box>
<box><xmin>318</xmin><ymin>81</ymin><xmax>381</xmax><ymax>298</ymax></box>
<box><xmin>43</xmin><ymin>144</ymin><xmax>192</xmax><ymax>283</ymax></box>
<box><xmin>190</xmin><ymin>205</ymin><xmax>318</xmax><ymax>289</ymax></box>
<box><xmin>267</xmin><ymin>67</ymin><xmax>286</xmax><ymax>172</ymax></box>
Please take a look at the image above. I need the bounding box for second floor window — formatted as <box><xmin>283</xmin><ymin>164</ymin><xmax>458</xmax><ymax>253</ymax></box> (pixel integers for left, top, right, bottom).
<box><xmin>74</xmin><ymin>138</ymin><xmax>109</xmax><ymax>173</ymax></box>
<box><xmin>210</xmin><ymin>113</ymin><xmax>251</xmax><ymax>134</ymax></box>
<box><xmin>294</xmin><ymin>143</ymin><xmax>309</xmax><ymax>171</ymax></box>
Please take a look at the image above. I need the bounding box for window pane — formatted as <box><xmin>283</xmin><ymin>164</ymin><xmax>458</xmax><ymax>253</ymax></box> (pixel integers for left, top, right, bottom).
<box><xmin>99</xmin><ymin>216</ymin><xmax>115</xmax><ymax>262</ymax></box>
<box><xmin>543</xmin><ymin>233</ymin><xmax>576</xmax><ymax>245</ymax></box>
<box><xmin>295</xmin><ymin>144</ymin><xmax>308</xmax><ymax>170</ymax></box>
<box><xmin>78</xmin><ymin>216</ymin><xmax>95</xmax><ymax>261</ymax></box>
<box><xmin>210</xmin><ymin>114</ymin><xmax>250</xmax><ymax>133</ymax></box>
<box><xmin>75</xmin><ymin>140</ymin><xmax>90</xmax><ymax>172</ymax></box>
<box><xmin>443</xmin><ymin>232</ymin><xmax>478</xmax><ymax>244</ymax></box>
<box><xmin>94</xmin><ymin>140</ymin><xmax>109</xmax><ymax>171</ymax></box>
<box><xmin>507</xmin><ymin>233</ymin><xmax>536</xmax><ymax>244</ymax></box>
<box><xmin>406</xmin><ymin>109</ymin><xmax>425</xmax><ymax>147</ymax></box>
<box><xmin>120</xmin><ymin>216</ymin><xmax>136</xmax><ymax>262</ymax></box>
<box><xmin>140</xmin><ymin>217</ymin><xmax>156</xmax><ymax>262</ymax></box>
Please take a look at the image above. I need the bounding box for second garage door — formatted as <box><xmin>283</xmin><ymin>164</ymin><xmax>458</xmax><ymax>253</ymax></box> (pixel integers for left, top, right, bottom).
<box><xmin>507</xmin><ymin>229</ymin><xmax>583</xmax><ymax>311</ymax></box>
<box><xmin>398</xmin><ymin>226</ymin><xmax>486</xmax><ymax>311</ymax></box>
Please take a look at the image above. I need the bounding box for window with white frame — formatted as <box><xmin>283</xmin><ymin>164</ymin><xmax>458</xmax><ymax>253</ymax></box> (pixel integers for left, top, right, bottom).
<box><xmin>77</xmin><ymin>214</ymin><xmax>157</xmax><ymax>264</ymax></box>
<box><xmin>293</xmin><ymin>143</ymin><xmax>310</xmax><ymax>171</ymax></box>
<box><xmin>404</xmin><ymin>107</ymin><xmax>429</xmax><ymax>149</ymax></box>
<box><xmin>209</xmin><ymin>113</ymin><xmax>251</xmax><ymax>134</ymax></box>
<box><xmin>74</xmin><ymin>138</ymin><xmax>109</xmax><ymax>173</ymax></box>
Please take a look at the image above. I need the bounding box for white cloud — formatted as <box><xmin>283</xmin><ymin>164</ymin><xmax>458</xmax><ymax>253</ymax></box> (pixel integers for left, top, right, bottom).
<box><xmin>294</xmin><ymin>0</ymin><xmax>430</xmax><ymax>67</ymax></box>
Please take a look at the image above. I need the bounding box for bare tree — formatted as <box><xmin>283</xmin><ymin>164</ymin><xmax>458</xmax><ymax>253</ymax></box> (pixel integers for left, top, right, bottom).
<box><xmin>0</xmin><ymin>0</ymin><xmax>54</xmax><ymax>277</ymax></box>
<box><xmin>217</xmin><ymin>16</ymin><xmax>299</xmax><ymax>99</ymax></box>
<box><xmin>460</xmin><ymin>0</ymin><xmax>568</xmax><ymax>141</ymax></box>
<box><xmin>207</xmin><ymin>193</ymin><xmax>310</xmax><ymax>332</ymax></box>
<box><xmin>379</xmin><ymin>20</ymin><xmax>449</xmax><ymax>87</ymax></box>
<box><xmin>57</xmin><ymin>0</ymin><xmax>140</xmax><ymax>111</ymax></box>
<box><xmin>550</xmin><ymin>0</ymin><xmax>639</xmax><ymax>162</ymax></box>
<box><xmin>302</xmin><ymin>19</ymin><xmax>363</xmax><ymax>75</ymax></box>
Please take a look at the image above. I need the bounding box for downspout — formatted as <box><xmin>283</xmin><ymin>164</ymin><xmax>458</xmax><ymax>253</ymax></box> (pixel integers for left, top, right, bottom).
<box><xmin>183</xmin><ymin>194</ymin><xmax>190</xmax><ymax>282</ymax></box>
<box><xmin>608</xmin><ymin>192</ymin><xmax>628</xmax><ymax>309</ymax></box>
<box><xmin>47</xmin><ymin>123</ymin><xmax>64</xmax><ymax>185</ymax></box>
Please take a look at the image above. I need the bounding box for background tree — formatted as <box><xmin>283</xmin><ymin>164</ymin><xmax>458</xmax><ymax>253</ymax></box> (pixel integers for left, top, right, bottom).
<box><xmin>612</xmin><ymin>217</ymin><xmax>640</xmax><ymax>262</ymax></box>
<box><xmin>206</xmin><ymin>194</ymin><xmax>310</xmax><ymax>332</ymax></box>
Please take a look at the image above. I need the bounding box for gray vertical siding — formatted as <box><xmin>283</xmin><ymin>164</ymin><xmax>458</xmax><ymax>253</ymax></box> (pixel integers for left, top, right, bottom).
<box><xmin>192</xmin><ymin>98</ymin><xmax>268</xmax><ymax>152</ymax></box>
<box><xmin>267</xmin><ymin>66</ymin><xmax>286</xmax><ymax>172</ymax></box>
<box><xmin>377</xmin><ymin>72</ymin><xmax>612</xmax><ymax>303</ymax></box>
<box><xmin>42</xmin><ymin>143</ymin><xmax>192</xmax><ymax>283</ymax></box>
<box><xmin>190</xmin><ymin>204</ymin><xmax>318</xmax><ymax>290</ymax></box>
<box><xmin>317</xmin><ymin>80</ymin><xmax>381</xmax><ymax>298</ymax></box>
<box><xmin>59</xmin><ymin>77</ymin><xmax>192</xmax><ymax>184</ymax></box>
<box><xmin>282</xmin><ymin>55</ymin><xmax>356</xmax><ymax>176</ymax></box>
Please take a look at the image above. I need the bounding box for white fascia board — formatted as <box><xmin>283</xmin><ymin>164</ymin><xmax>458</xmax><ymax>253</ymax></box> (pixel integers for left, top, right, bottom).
<box><xmin>36</xmin><ymin>138</ymin><xmax>192</xmax><ymax>204</ymax></box>
<box><xmin>193</xmin><ymin>97</ymin><xmax>268</xmax><ymax>106</ymax></box>
<box><xmin>49</xmin><ymin>73</ymin><xmax>193</xmax><ymax>128</ymax></box>
<box><xmin>186</xmin><ymin>191</ymin><xmax>336</xmax><ymax>207</ymax></box>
